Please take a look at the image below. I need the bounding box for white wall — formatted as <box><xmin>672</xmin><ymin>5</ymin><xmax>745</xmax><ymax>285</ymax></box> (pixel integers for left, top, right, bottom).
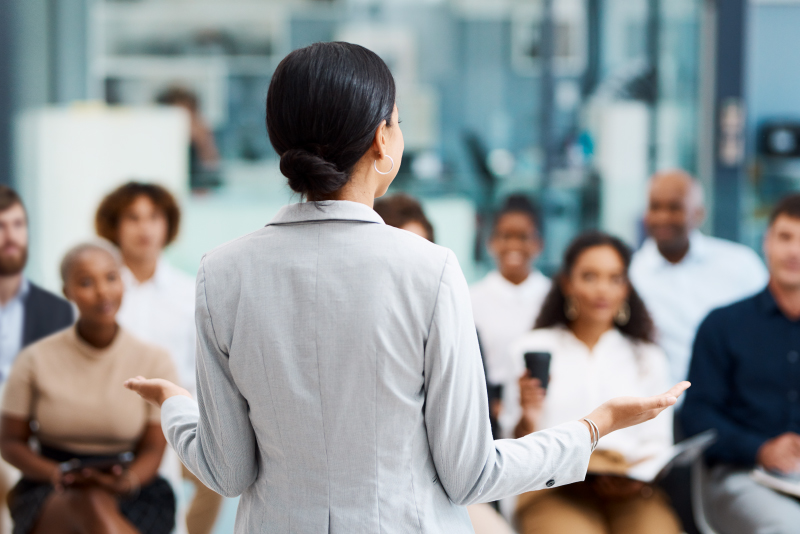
<box><xmin>17</xmin><ymin>105</ymin><xmax>189</xmax><ymax>291</ymax></box>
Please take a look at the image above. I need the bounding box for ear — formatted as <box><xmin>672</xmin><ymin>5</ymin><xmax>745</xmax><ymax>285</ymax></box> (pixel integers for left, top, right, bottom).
<box><xmin>531</xmin><ymin>235</ymin><xmax>544</xmax><ymax>257</ymax></box>
<box><xmin>62</xmin><ymin>285</ymin><xmax>70</xmax><ymax>301</ymax></box>
<box><xmin>558</xmin><ymin>273</ymin><xmax>571</xmax><ymax>297</ymax></box>
<box><xmin>371</xmin><ymin>120</ymin><xmax>389</xmax><ymax>159</ymax></box>
<box><xmin>691</xmin><ymin>205</ymin><xmax>706</xmax><ymax>230</ymax></box>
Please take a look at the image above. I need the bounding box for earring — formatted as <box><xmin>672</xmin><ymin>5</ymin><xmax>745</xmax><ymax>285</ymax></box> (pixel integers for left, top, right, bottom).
<box><xmin>615</xmin><ymin>301</ymin><xmax>631</xmax><ymax>326</ymax></box>
<box><xmin>373</xmin><ymin>155</ymin><xmax>395</xmax><ymax>175</ymax></box>
<box><xmin>564</xmin><ymin>296</ymin><xmax>579</xmax><ymax>321</ymax></box>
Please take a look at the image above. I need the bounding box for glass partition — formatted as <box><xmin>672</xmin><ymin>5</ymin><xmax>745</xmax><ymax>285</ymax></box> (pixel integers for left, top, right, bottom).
<box><xmin>90</xmin><ymin>0</ymin><xmax>705</xmax><ymax>281</ymax></box>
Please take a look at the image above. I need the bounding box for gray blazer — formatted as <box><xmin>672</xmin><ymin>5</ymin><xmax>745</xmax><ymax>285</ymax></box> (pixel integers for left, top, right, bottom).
<box><xmin>162</xmin><ymin>200</ymin><xmax>591</xmax><ymax>533</ymax></box>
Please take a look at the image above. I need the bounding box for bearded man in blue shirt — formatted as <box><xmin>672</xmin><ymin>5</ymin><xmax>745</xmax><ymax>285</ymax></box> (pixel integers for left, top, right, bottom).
<box><xmin>683</xmin><ymin>193</ymin><xmax>800</xmax><ymax>534</ymax></box>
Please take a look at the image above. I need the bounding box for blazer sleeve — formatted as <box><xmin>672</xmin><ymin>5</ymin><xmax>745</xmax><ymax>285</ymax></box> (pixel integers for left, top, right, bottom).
<box><xmin>160</xmin><ymin>257</ymin><xmax>258</xmax><ymax>498</ymax></box>
<box><xmin>423</xmin><ymin>251</ymin><xmax>591</xmax><ymax>505</ymax></box>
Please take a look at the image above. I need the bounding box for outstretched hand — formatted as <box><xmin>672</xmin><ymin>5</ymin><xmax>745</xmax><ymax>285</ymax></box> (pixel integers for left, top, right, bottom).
<box><xmin>586</xmin><ymin>381</ymin><xmax>690</xmax><ymax>439</ymax></box>
<box><xmin>124</xmin><ymin>376</ymin><xmax>191</xmax><ymax>408</ymax></box>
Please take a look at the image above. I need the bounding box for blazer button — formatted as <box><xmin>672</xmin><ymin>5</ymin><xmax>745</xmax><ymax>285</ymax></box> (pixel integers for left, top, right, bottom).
<box><xmin>546</xmin><ymin>479</ymin><xmax>555</xmax><ymax>488</ymax></box>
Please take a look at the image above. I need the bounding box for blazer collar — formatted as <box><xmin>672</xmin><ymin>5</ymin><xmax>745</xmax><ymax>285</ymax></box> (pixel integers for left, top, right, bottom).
<box><xmin>266</xmin><ymin>201</ymin><xmax>385</xmax><ymax>226</ymax></box>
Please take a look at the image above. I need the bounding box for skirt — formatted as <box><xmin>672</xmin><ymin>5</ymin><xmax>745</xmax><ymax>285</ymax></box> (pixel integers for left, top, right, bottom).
<box><xmin>8</xmin><ymin>446</ymin><xmax>175</xmax><ymax>534</ymax></box>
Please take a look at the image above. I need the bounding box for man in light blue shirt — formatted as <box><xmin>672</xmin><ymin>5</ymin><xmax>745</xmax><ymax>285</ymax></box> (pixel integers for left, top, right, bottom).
<box><xmin>0</xmin><ymin>187</ymin><xmax>73</xmax><ymax>365</ymax></box>
<box><xmin>0</xmin><ymin>278</ymin><xmax>29</xmax><ymax>381</ymax></box>
<box><xmin>630</xmin><ymin>170</ymin><xmax>768</xmax><ymax>386</ymax></box>
<box><xmin>0</xmin><ymin>185</ymin><xmax>73</xmax><ymax>534</ymax></box>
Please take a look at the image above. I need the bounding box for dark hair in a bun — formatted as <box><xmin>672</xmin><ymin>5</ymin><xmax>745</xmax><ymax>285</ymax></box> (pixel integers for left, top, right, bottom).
<box><xmin>267</xmin><ymin>42</ymin><xmax>396</xmax><ymax>199</ymax></box>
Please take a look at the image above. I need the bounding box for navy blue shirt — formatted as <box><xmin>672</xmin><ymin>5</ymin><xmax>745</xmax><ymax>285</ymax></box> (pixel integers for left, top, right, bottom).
<box><xmin>682</xmin><ymin>287</ymin><xmax>800</xmax><ymax>466</ymax></box>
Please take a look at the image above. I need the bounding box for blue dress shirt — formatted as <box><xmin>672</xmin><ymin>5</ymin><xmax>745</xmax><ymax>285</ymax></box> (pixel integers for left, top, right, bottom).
<box><xmin>682</xmin><ymin>287</ymin><xmax>800</xmax><ymax>466</ymax></box>
<box><xmin>0</xmin><ymin>278</ymin><xmax>29</xmax><ymax>383</ymax></box>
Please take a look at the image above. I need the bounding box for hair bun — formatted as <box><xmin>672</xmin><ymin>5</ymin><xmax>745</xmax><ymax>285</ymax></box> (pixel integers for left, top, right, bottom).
<box><xmin>280</xmin><ymin>148</ymin><xmax>350</xmax><ymax>197</ymax></box>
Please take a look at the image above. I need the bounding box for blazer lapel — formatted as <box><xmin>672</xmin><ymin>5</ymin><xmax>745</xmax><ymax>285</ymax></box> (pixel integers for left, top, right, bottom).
<box><xmin>21</xmin><ymin>284</ymin><xmax>39</xmax><ymax>347</ymax></box>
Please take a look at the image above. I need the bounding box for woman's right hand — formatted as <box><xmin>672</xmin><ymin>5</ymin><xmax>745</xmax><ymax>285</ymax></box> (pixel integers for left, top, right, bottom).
<box><xmin>584</xmin><ymin>382</ymin><xmax>690</xmax><ymax>439</ymax></box>
<box><xmin>514</xmin><ymin>373</ymin><xmax>548</xmax><ymax>438</ymax></box>
<box><xmin>124</xmin><ymin>376</ymin><xmax>191</xmax><ymax>408</ymax></box>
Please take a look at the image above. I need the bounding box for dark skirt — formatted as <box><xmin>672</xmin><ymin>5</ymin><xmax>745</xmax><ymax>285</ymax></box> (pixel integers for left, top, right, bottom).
<box><xmin>8</xmin><ymin>447</ymin><xmax>175</xmax><ymax>534</ymax></box>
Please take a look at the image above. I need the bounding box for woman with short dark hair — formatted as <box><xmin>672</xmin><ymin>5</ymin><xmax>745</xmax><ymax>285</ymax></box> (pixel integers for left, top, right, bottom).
<box><xmin>373</xmin><ymin>193</ymin><xmax>434</xmax><ymax>242</ymax></box>
<box><xmin>124</xmin><ymin>42</ymin><xmax>687</xmax><ymax>533</ymax></box>
<box><xmin>470</xmin><ymin>194</ymin><xmax>550</xmax><ymax>438</ymax></box>
<box><xmin>511</xmin><ymin>231</ymin><xmax>681</xmax><ymax>534</ymax></box>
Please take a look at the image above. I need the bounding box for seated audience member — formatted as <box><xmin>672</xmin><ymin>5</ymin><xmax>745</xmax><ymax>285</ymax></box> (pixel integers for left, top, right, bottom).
<box><xmin>373</xmin><ymin>193</ymin><xmax>434</xmax><ymax>241</ymax></box>
<box><xmin>95</xmin><ymin>182</ymin><xmax>218</xmax><ymax>534</ymax></box>
<box><xmin>512</xmin><ymin>232</ymin><xmax>680</xmax><ymax>534</ymax></box>
<box><xmin>630</xmin><ymin>169</ymin><xmax>767</xmax><ymax>386</ymax></box>
<box><xmin>0</xmin><ymin>242</ymin><xmax>178</xmax><ymax>534</ymax></box>
<box><xmin>375</xmin><ymin>193</ymin><xmax>512</xmax><ymax>534</ymax></box>
<box><xmin>0</xmin><ymin>186</ymin><xmax>74</xmax><ymax>532</ymax></box>
<box><xmin>470</xmin><ymin>195</ymin><xmax>550</xmax><ymax>438</ymax></box>
<box><xmin>682</xmin><ymin>194</ymin><xmax>800</xmax><ymax>534</ymax></box>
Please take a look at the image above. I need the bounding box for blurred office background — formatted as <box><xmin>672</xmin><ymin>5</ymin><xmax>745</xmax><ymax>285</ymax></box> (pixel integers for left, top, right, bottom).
<box><xmin>0</xmin><ymin>0</ymin><xmax>798</xmax><ymax>531</ymax></box>
<box><xmin>3</xmin><ymin>0</ymin><xmax>799</xmax><ymax>288</ymax></box>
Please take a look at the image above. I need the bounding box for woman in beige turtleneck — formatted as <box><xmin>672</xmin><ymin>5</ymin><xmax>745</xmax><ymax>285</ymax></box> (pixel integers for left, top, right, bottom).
<box><xmin>0</xmin><ymin>242</ymin><xmax>177</xmax><ymax>534</ymax></box>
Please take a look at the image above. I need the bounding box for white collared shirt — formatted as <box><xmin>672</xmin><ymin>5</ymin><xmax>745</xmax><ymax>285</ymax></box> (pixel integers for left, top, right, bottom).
<box><xmin>470</xmin><ymin>270</ymin><xmax>551</xmax><ymax>386</ymax></box>
<box><xmin>506</xmin><ymin>326</ymin><xmax>673</xmax><ymax>462</ymax></box>
<box><xmin>117</xmin><ymin>260</ymin><xmax>197</xmax><ymax>396</ymax></box>
<box><xmin>0</xmin><ymin>278</ymin><xmax>29</xmax><ymax>382</ymax></box>
<box><xmin>630</xmin><ymin>231</ymin><xmax>768</xmax><ymax>384</ymax></box>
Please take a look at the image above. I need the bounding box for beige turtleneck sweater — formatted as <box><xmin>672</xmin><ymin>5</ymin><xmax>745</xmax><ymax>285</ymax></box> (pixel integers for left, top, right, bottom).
<box><xmin>2</xmin><ymin>325</ymin><xmax>177</xmax><ymax>455</ymax></box>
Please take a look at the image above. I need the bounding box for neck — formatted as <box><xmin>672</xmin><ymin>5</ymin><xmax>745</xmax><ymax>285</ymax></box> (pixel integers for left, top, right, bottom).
<box><xmin>124</xmin><ymin>255</ymin><xmax>158</xmax><ymax>283</ymax></box>
<box><xmin>657</xmin><ymin>237</ymin><xmax>691</xmax><ymax>264</ymax></box>
<box><xmin>501</xmin><ymin>270</ymin><xmax>530</xmax><ymax>286</ymax></box>
<box><xmin>569</xmin><ymin>319</ymin><xmax>612</xmax><ymax>351</ymax></box>
<box><xmin>769</xmin><ymin>279</ymin><xmax>800</xmax><ymax>320</ymax></box>
<box><xmin>317</xmin><ymin>163</ymin><xmax>380</xmax><ymax>208</ymax></box>
<box><xmin>0</xmin><ymin>273</ymin><xmax>23</xmax><ymax>306</ymax></box>
<box><xmin>76</xmin><ymin>319</ymin><xmax>118</xmax><ymax>349</ymax></box>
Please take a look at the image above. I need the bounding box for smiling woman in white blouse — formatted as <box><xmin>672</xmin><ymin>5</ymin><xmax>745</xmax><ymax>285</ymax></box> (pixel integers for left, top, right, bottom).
<box><xmin>470</xmin><ymin>195</ymin><xmax>551</xmax><ymax>437</ymax></box>
<box><xmin>511</xmin><ymin>231</ymin><xmax>681</xmax><ymax>534</ymax></box>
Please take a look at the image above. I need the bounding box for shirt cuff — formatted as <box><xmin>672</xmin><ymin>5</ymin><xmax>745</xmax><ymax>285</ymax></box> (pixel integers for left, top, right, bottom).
<box><xmin>160</xmin><ymin>395</ymin><xmax>199</xmax><ymax>449</ymax></box>
<box><xmin>543</xmin><ymin>420</ymin><xmax>593</xmax><ymax>488</ymax></box>
<box><xmin>740</xmin><ymin>432</ymin><xmax>769</xmax><ymax>466</ymax></box>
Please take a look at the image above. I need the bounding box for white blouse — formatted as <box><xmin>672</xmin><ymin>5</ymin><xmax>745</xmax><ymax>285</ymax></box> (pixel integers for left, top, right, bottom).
<box><xmin>469</xmin><ymin>270</ymin><xmax>551</xmax><ymax>386</ymax></box>
<box><xmin>506</xmin><ymin>326</ymin><xmax>673</xmax><ymax>463</ymax></box>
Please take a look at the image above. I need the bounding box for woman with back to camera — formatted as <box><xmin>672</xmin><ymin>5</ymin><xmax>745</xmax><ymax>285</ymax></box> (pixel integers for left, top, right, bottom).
<box><xmin>124</xmin><ymin>42</ymin><xmax>688</xmax><ymax>533</ymax></box>
<box><xmin>511</xmin><ymin>232</ymin><xmax>681</xmax><ymax>534</ymax></box>
<box><xmin>0</xmin><ymin>242</ymin><xmax>178</xmax><ymax>534</ymax></box>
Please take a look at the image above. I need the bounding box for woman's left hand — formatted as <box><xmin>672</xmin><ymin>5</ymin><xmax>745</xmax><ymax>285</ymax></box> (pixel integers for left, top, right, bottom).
<box><xmin>80</xmin><ymin>466</ymin><xmax>133</xmax><ymax>495</ymax></box>
<box><xmin>124</xmin><ymin>376</ymin><xmax>191</xmax><ymax>408</ymax></box>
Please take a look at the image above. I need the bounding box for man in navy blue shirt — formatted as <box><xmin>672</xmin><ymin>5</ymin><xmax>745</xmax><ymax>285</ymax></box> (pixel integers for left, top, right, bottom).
<box><xmin>682</xmin><ymin>194</ymin><xmax>800</xmax><ymax>534</ymax></box>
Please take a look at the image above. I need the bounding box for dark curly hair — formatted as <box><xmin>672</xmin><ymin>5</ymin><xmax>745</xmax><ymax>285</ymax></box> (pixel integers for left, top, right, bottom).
<box><xmin>534</xmin><ymin>231</ymin><xmax>655</xmax><ymax>343</ymax></box>
<box><xmin>95</xmin><ymin>182</ymin><xmax>181</xmax><ymax>247</ymax></box>
<box><xmin>373</xmin><ymin>194</ymin><xmax>434</xmax><ymax>242</ymax></box>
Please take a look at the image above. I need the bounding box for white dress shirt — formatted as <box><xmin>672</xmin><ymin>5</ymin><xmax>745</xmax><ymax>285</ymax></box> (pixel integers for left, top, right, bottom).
<box><xmin>470</xmin><ymin>270</ymin><xmax>551</xmax><ymax>386</ymax></box>
<box><xmin>0</xmin><ymin>278</ymin><xmax>29</xmax><ymax>382</ymax></box>
<box><xmin>630</xmin><ymin>231</ymin><xmax>768</xmax><ymax>384</ymax></box>
<box><xmin>507</xmin><ymin>326</ymin><xmax>673</xmax><ymax>463</ymax></box>
<box><xmin>117</xmin><ymin>260</ymin><xmax>197</xmax><ymax>396</ymax></box>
